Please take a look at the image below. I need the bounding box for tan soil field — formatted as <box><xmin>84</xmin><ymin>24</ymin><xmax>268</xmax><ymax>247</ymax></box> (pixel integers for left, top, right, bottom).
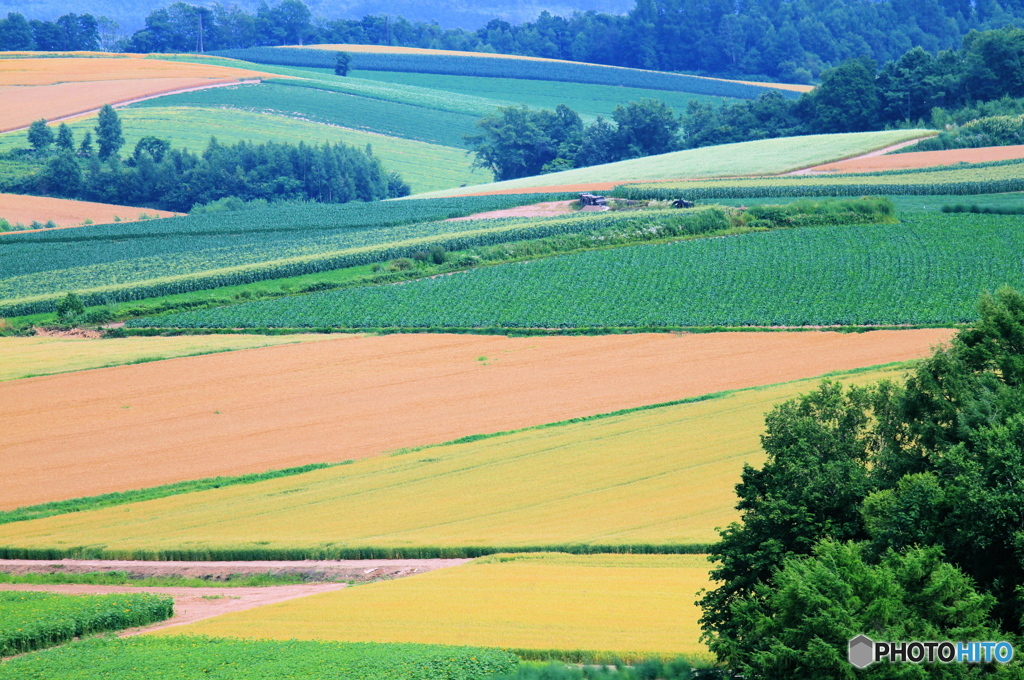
<box><xmin>0</xmin><ymin>193</ymin><xmax>180</xmax><ymax>230</ymax></box>
<box><xmin>0</xmin><ymin>57</ymin><xmax>269</xmax><ymax>87</ymax></box>
<box><xmin>806</xmin><ymin>144</ymin><xmax>1024</xmax><ymax>173</ymax></box>
<box><xmin>448</xmin><ymin>199</ymin><xmax>576</xmax><ymax>220</ymax></box>
<box><xmin>305</xmin><ymin>44</ymin><xmax>813</xmax><ymax>92</ymax></box>
<box><xmin>0</xmin><ymin>334</ymin><xmax>340</xmax><ymax>382</ymax></box>
<box><xmin>0</xmin><ymin>330</ymin><xmax>951</xmax><ymax>511</ymax></box>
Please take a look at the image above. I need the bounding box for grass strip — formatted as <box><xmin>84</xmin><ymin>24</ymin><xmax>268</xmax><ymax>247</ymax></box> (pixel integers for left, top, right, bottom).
<box><xmin>0</xmin><ymin>462</ymin><xmax>346</xmax><ymax>527</ymax></box>
<box><xmin>0</xmin><ymin>571</ymin><xmax>332</xmax><ymax>587</ymax></box>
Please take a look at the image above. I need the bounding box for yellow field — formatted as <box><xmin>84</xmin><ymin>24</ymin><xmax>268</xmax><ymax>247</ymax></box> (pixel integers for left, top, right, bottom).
<box><xmin>154</xmin><ymin>553</ymin><xmax>715</xmax><ymax>659</ymax></box>
<box><xmin>0</xmin><ymin>334</ymin><xmax>341</xmax><ymax>382</ymax></box>
<box><xmin>0</xmin><ymin>365</ymin><xmax>905</xmax><ymax>551</ymax></box>
<box><xmin>304</xmin><ymin>44</ymin><xmax>813</xmax><ymax>93</ymax></box>
<box><xmin>0</xmin><ymin>56</ymin><xmax>269</xmax><ymax>86</ymax></box>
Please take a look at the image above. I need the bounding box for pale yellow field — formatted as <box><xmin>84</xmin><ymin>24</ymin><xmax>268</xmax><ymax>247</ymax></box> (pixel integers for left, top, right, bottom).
<box><xmin>0</xmin><ymin>334</ymin><xmax>341</xmax><ymax>382</ymax></box>
<box><xmin>154</xmin><ymin>553</ymin><xmax>715</xmax><ymax>659</ymax></box>
<box><xmin>304</xmin><ymin>44</ymin><xmax>813</xmax><ymax>93</ymax></box>
<box><xmin>0</xmin><ymin>56</ymin><xmax>269</xmax><ymax>86</ymax></box>
<box><xmin>0</xmin><ymin>365</ymin><xmax>905</xmax><ymax>551</ymax></box>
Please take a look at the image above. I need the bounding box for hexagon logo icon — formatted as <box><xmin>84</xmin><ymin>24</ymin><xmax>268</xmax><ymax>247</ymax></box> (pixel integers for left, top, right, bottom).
<box><xmin>849</xmin><ymin>635</ymin><xmax>875</xmax><ymax>668</ymax></box>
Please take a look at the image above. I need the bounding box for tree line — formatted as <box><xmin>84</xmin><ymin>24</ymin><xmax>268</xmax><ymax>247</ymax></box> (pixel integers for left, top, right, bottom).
<box><xmin>700</xmin><ymin>287</ymin><xmax>1024</xmax><ymax>677</ymax></box>
<box><xmin>0</xmin><ymin>12</ymin><xmax>102</xmax><ymax>51</ymax></box>
<box><xmin>12</xmin><ymin>106</ymin><xmax>410</xmax><ymax>212</ymax></box>
<box><xmin>8</xmin><ymin>0</ymin><xmax>1024</xmax><ymax>82</ymax></box>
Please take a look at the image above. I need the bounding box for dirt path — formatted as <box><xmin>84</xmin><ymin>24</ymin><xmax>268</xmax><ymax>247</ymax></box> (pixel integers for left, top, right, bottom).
<box><xmin>0</xmin><ymin>559</ymin><xmax>469</xmax><ymax>634</ymax></box>
<box><xmin>449</xmin><ymin>199</ymin><xmax>576</xmax><ymax>220</ymax></box>
<box><xmin>786</xmin><ymin>138</ymin><xmax>931</xmax><ymax>175</ymax></box>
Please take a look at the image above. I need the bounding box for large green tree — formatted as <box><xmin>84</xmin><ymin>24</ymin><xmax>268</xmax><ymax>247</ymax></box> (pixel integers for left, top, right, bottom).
<box><xmin>95</xmin><ymin>104</ymin><xmax>124</xmax><ymax>161</ymax></box>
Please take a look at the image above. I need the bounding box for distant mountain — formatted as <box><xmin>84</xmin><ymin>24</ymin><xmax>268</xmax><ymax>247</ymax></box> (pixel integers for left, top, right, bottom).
<box><xmin>3</xmin><ymin>0</ymin><xmax>635</xmax><ymax>32</ymax></box>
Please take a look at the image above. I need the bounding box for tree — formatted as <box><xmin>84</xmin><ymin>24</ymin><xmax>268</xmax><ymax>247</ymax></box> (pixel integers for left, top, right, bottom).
<box><xmin>40</xmin><ymin>152</ymin><xmax>83</xmax><ymax>197</ymax></box>
<box><xmin>805</xmin><ymin>58</ymin><xmax>880</xmax><ymax>133</ymax></box>
<box><xmin>55</xmin><ymin>292</ymin><xmax>85</xmax><ymax>321</ymax></box>
<box><xmin>55</xmin><ymin>123</ymin><xmax>74</xmax><ymax>152</ymax></box>
<box><xmin>78</xmin><ymin>131</ymin><xmax>94</xmax><ymax>157</ymax></box>
<box><xmin>27</xmin><ymin>119</ymin><xmax>54</xmax><ymax>153</ymax></box>
<box><xmin>611</xmin><ymin>98</ymin><xmax>681</xmax><ymax>158</ymax></box>
<box><xmin>0</xmin><ymin>12</ymin><xmax>35</xmax><ymax>50</ymax></box>
<box><xmin>95</xmin><ymin>104</ymin><xmax>124</xmax><ymax>160</ymax></box>
<box><xmin>465</xmin><ymin>105</ymin><xmax>562</xmax><ymax>181</ymax></box>
<box><xmin>334</xmin><ymin>51</ymin><xmax>350</xmax><ymax>76</ymax></box>
<box><xmin>132</xmin><ymin>136</ymin><xmax>170</xmax><ymax>164</ymax></box>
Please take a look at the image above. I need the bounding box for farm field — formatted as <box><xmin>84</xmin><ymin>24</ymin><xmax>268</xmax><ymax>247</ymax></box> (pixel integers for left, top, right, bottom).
<box><xmin>0</xmin><ymin>364</ymin><xmax>910</xmax><ymax>556</ymax></box>
<box><xmin>137</xmin><ymin>213</ymin><xmax>1024</xmax><ymax>329</ymax></box>
<box><xmin>805</xmin><ymin>143</ymin><xmax>1024</xmax><ymax>173</ymax></box>
<box><xmin>157</xmin><ymin>554</ymin><xmax>715</xmax><ymax>659</ymax></box>
<box><xmin>0</xmin><ymin>195</ymin><xmax>582</xmax><ymax>316</ymax></box>
<box><xmin>0</xmin><ymin>56</ymin><xmax>270</xmax><ymax>132</ymax></box>
<box><xmin>0</xmin><ymin>636</ymin><xmax>518</xmax><ymax>680</ymax></box>
<box><xmin>0</xmin><ymin>330</ymin><xmax>950</xmax><ymax>510</ymax></box>
<box><xmin>130</xmin><ymin>81</ymin><xmax>480</xmax><ymax>148</ymax></box>
<box><xmin>413</xmin><ymin>129</ymin><xmax>932</xmax><ymax>197</ymax></box>
<box><xmin>0</xmin><ymin>193</ymin><xmax>179</xmax><ymax>230</ymax></box>
<box><xmin>0</xmin><ymin>334</ymin><xmax>340</xmax><ymax>382</ymax></box>
<box><xmin>0</xmin><ymin>106</ymin><xmax>485</xmax><ymax>194</ymax></box>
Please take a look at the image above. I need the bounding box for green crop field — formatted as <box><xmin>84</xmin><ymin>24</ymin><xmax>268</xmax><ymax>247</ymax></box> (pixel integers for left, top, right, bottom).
<box><xmin>0</xmin><ymin>591</ymin><xmax>172</xmax><ymax>656</ymax></box>
<box><xmin>130</xmin><ymin>212</ymin><xmax>1020</xmax><ymax>330</ymax></box>
<box><xmin>0</xmin><ymin>366</ymin><xmax>901</xmax><ymax>558</ymax></box>
<box><xmin>0</xmin><ymin>194</ymin><xmax>593</xmax><ymax>316</ymax></box>
<box><xmin>413</xmin><ymin>129</ymin><xmax>933</xmax><ymax>197</ymax></box>
<box><xmin>129</xmin><ymin>81</ymin><xmax>479</xmax><ymax>148</ymax></box>
<box><xmin>0</xmin><ymin>636</ymin><xmax>519</xmax><ymax>680</ymax></box>
<box><xmin>333</xmin><ymin>71</ymin><xmax>731</xmax><ymax>121</ymax></box>
<box><xmin>613</xmin><ymin>157</ymin><xmax>1024</xmax><ymax>200</ymax></box>
<box><xmin>0</xmin><ymin>106</ymin><xmax>484</xmax><ymax>194</ymax></box>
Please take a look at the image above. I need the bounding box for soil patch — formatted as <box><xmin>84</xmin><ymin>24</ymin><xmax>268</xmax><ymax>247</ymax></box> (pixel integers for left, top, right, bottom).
<box><xmin>448</xmin><ymin>199</ymin><xmax>576</xmax><ymax>220</ymax></box>
<box><xmin>1</xmin><ymin>330</ymin><xmax>953</xmax><ymax>509</ymax></box>
<box><xmin>797</xmin><ymin>143</ymin><xmax>1024</xmax><ymax>174</ymax></box>
<box><xmin>0</xmin><ymin>193</ymin><xmax>180</xmax><ymax>231</ymax></box>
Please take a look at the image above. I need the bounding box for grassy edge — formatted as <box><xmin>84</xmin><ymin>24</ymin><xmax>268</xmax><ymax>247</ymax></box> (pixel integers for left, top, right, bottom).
<box><xmin>0</xmin><ymin>358</ymin><xmax>920</xmax><ymax>560</ymax></box>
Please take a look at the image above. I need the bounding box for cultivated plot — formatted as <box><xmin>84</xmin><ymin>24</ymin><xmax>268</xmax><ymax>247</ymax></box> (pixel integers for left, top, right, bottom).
<box><xmin>0</xmin><ymin>331</ymin><xmax>950</xmax><ymax>511</ymax></box>
<box><xmin>0</xmin><ymin>193</ymin><xmax>179</xmax><ymax>230</ymax></box>
<box><xmin>153</xmin><ymin>554</ymin><xmax>714</xmax><ymax>659</ymax></box>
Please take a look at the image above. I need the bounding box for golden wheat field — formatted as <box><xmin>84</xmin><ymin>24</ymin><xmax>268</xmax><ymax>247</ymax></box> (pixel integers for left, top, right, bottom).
<box><xmin>153</xmin><ymin>553</ymin><xmax>715</xmax><ymax>659</ymax></box>
<box><xmin>0</xmin><ymin>334</ymin><xmax>340</xmax><ymax>382</ymax></box>
<box><xmin>0</xmin><ymin>57</ymin><xmax>268</xmax><ymax>86</ymax></box>
<box><xmin>0</xmin><ymin>365</ymin><xmax>905</xmax><ymax>552</ymax></box>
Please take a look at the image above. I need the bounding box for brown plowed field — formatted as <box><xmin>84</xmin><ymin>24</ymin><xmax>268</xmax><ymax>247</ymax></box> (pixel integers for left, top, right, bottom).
<box><xmin>805</xmin><ymin>144</ymin><xmax>1024</xmax><ymax>173</ymax></box>
<box><xmin>1</xmin><ymin>330</ymin><xmax>952</xmax><ymax>510</ymax></box>
<box><xmin>448</xmin><ymin>199</ymin><xmax>576</xmax><ymax>220</ymax></box>
<box><xmin>0</xmin><ymin>193</ymin><xmax>180</xmax><ymax>229</ymax></box>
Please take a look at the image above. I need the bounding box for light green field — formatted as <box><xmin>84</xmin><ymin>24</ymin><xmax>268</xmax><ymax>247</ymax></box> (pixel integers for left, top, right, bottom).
<box><xmin>0</xmin><ymin>365</ymin><xmax>903</xmax><ymax>556</ymax></box>
<box><xmin>155</xmin><ymin>553</ymin><xmax>715</xmax><ymax>661</ymax></box>
<box><xmin>356</xmin><ymin>70</ymin><xmax>732</xmax><ymax>122</ymax></box>
<box><xmin>0</xmin><ymin>107</ymin><xmax>485</xmax><ymax>194</ymax></box>
<box><xmin>412</xmin><ymin>129</ymin><xmax>934</xmax><ymax>198</ymax></box>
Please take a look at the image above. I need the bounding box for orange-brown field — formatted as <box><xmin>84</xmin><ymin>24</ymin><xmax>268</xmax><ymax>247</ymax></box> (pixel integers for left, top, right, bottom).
<box><xmin>0</xmin><ymin>56</ymin><xmax>270</xmax><ymax>132</ymax></box>
<box><xmin>806</xmin><ymin>144</ymin><xmax>1024</xmax><ymax>173</ymax></box>
<box><xmin>1</xmin><ymin>330</ymin><xmax>952</xmax><ymax>510</ymax></box>
<box><xmin>0</xmin><ymin>193</ymin><xmax>180</xmax><ymax>229</ymax></box>
<box><xmin>304</xmin><ymin>44</ymin><xmax>813</xmax><ymax>92</ymax></box>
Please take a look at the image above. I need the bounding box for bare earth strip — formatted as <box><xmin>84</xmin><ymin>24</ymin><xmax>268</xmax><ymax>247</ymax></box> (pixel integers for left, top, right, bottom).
<box><xmin>0</xmin><ymin>193</ymin><xmax>180</xmax><ymax>229</ymax></box>
<box><xmin>0</xmin><ymin>330</ymin><xmax>952</xmax><ymax>509</ymax></box>
<box><xmin>448</xmin><ymin>199</ymin><xmax>576</xmax><ymax>220</ymax></box>
<box><xmin>0</xmin><ymin>559</ymin><xmax>466</xmax><ymax>633</ymax></box>
<box><xmin>800</xmin><ymin>143</ymin><xmax>1024</xmax><ymax>174</ymax></box>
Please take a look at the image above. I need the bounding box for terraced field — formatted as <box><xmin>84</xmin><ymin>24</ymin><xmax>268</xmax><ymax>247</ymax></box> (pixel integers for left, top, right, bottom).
<box><xmin>157</xmin><ymin>554</ymin><xmax>715</xmax><ymax>660</ymax></box>
<box><xmin>0</xmin><ymin>331</ymin><xmax>947</xmax><ymax>511</ymax></box>
<box><xmin>413</xmin><ymin>129</ymin><xmax>933</xmax><ymax>197</ymax></box>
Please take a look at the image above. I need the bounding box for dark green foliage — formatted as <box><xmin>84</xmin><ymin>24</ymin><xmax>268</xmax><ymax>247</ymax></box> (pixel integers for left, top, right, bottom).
<box><xmin>26</xmin><ymin>119</ymin><xmax>54</xmax><ymax>153</ymax></box>
<box><xmin>95</xmin><ymin>104</ymin><xmax>124</xmax><ymax>161</ymax></box>
<box><xmin>77</xmin><ymin>131</ymin><xmax>93</xmax><ymax>157</ymax></box>
<box><xmin>54</xmin><ymin>292</ymin><xmax>84</xmax><ymax>321</ymax></box>
<box><xmin>700</xmin><ymin>287</ymin><xmax>1024</xmax><ymax>674</ymax></box>
<box><xmin>0</xmin><ymin>463</ymin><xmax>337</xmax><ymax>527</ymax></box>
<box><xmin>55</xmin><ymin>123</ymin><xmax>74</xmax><ymax>152</ymax></box>
<box><xmin>39</xmin><ymin>152</ymin><xmax>82</xmax><ymax>197</ymax></box>
<box><xmin>493</xmin><ymin>658</ymin><xmax>703</xmax><ymax>680</ymax></box>
<box><xmin>131</xmin><ymin>135</ymin><xmax>170</xmax><ymax>164</ymax></box>
<box><xmin>0</xmin><ymin>591</ymin><xmax>173</xmax><ymax>656</ymax></box>
<box><xmin>334</xmin><ymin>50</ymin><xmax>350</xmax><ymax>76</ymax></box>
<box><xmin>804</xmin><ymin>58</ymin><xmax>880</xmax><ymax>133</ymax></box>
<box><xmin>0</xmin><ymin>636</ymin><xmax>520</xmax><ymax>680</ymax></box>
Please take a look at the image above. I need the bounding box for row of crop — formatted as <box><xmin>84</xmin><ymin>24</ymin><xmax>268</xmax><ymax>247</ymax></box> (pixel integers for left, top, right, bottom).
<box><xmin>130</xmin><ymin>213</ymin><xmax>1024</xmax><ymax>329</ymax></box>
<box><xmin>0</xmin><ymin>591</ymin><xmax>173</xmax><ymax>656</ymax></box>
<box><xmin>612</xmin><ymin>177</ymin><xmax>1024</xmax><ymax>200</ymax></box>
<box><xmin>212</xmin><ymin>47</ymin><xmax>793</xmax><ymax>100</ymax></box>
<box><xmin>0</xmin><ymin>544</ymin><xmax>712</xmax><ymax>561</ymax></box>
<box><xmin>0</xmin><ymin>636</ymin><xmax>520</xmax><ymax>680</ymax></box>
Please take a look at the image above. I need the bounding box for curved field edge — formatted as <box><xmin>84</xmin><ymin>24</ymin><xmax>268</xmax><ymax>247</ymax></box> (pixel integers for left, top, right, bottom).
<box><xmin>408</xmin><ymin>130</ymin><xmax>933</xmax><ymax>198</ymax></box>
<box><xmin>0</xmin><ymin>362</ymin><xmax>918</xmax><ymax>560</ymax></box>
